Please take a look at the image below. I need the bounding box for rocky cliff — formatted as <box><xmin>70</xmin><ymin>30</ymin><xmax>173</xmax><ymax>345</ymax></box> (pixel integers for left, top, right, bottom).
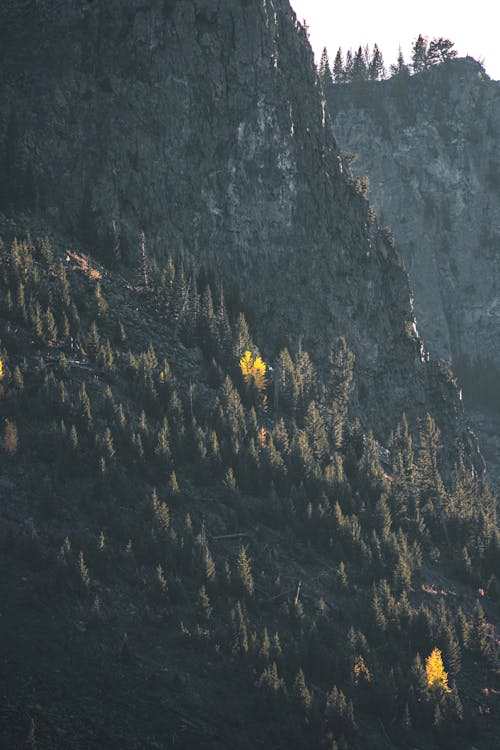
<box><xmin>0</xmin><ymin>0</ymin><xmax>475</xmax><ymax>460</ymax></box>
<box><xmin>330</xmin><ymin>59</ymin><xmax>500</xmax><ymax>468</ymax></box>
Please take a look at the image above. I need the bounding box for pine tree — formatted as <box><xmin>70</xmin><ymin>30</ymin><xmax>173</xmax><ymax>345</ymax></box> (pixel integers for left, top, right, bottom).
<box><xmin>46</xmin><ymin>307</ymin><xmax>58</xmax><ymax>342</ymax></box>
<box><xmin>390</xmin><ymin>46</ymin><xmax>410</xmax><ymax>77</ymax></box>
<box><xmin>168</xmin><ymin>471</ymin><xmax>180</xmax><ymax>498</ymax></box>
<box><xmin>439</xmin><ymin>622</ymin><xmax>461</xmax><ymax>678</ymax></box>
<box><xmin>345</xmin><ymin>49</ymin><xmax>354</xmax><ymax>82</ymax></box>
<box><xmin>427</xmin><ymin>38</ymin><xmax>457</xmax><ymax>65</ymax></box>
<box><xmin>336</xmin><ymin>561</ymin><xmax>348</xmax><ymax>589</ymax></box>
<box><xmin>456</xmin><ymin>607</ymin><xmax>470</xmax><ymax>649</ymax></box>
<box><xmin>305</xmin><ymin>400</ymin><xmax>328</xmax><ymax>460</ymax></box>
<box><xmin>319</xmin><ymin>47</ymin><xmax>334</xmax><ymax>93</ymax></box>
<box><xmin>417</xmin><ymin>414</ymin><xmax>448</xmax><ymax>540</ymax></box>
<box><xmin>198</xmin><ymin>585</ymin><xmax>212</xmax><ymax>621</ymax></box>
<box><xmin>257</xmin><ymin>662</ymin><xmax>284</xmax><ymax>698</ymax></box>
<box><xmin>411</xmin><ymin>653</ymin><xmax>428</xmax><ymax>699</ymax></box>
<box><xmin>78</xmin><ymin>550</ymin><xmax>90</xmax><ymax>589</ymax></box>
<box><xmin>352</xmin><ymin>46</ymin><xmax>368</xmax><ymax>81</ymax></box>
<box><xmin>448</xmin><ymin>682</ymin><xmax>463</xmax><ymax>720</ymax></box>
<box><xmin>152</xmin><ymin>488</ymin><xmax>170</xmax><ymax>531</ymax></box>
<box><xmin>94</xmin><ymin>282</ymin><xmax>108</xmax><ymax>317</ymax></box>
<box><xmin>78</xmin><ymin>383</ymin><xmax>92</xmax><ymax>426</ymax></box>
<box><xmin>156</xmin><ymin>563</ymin><xmax>167</xmax><ymax>593</ymax></box>
<box><xmin>202</xmin><ymin>545</ymin><xmax>216</xmax><ymax>581</ymax></box>
<box><xmin>237</xmin><ymin>545</ymin><xmax>254</xmax><ymax>596</ymax></box>
<box><xmin>294</xmin><ymin>668</ymin><xmax>312</xmax><ymax>713</ymax></box>
<box><xmin>333</xmin><ymin>47</ymin><xmax>344</xmax><ymax>83</ymax></box>
<box><xmin>232</xmin><ymin>600</ymin><xmax>249</xmax><ymax>653</ymax></box>
<box><xmin>470</xmin><ymin>601</ymin><xmax>491</xmax><ymax>657</ymax></box>
<box><xmin>260</xmin><ymin>627</ymin><xmax>271</xmax><ymax>662</ymax></box>
<box><xmin>412</xmin><ymin>34</ymin><xmax>429</xmax><ymax>73</ymax></box>
<box><xmin>369</xmin><ymin>43</ymin><xmax>385</xmax><ymax>80</ymax></box>
<box><xmin>328</xmin><ymin>337</ymin><xmax>354</xmax><ymax>447</ymax></box>
<box><xmin>233</xmin><ymin>312</ymin><xmax>252</xmax><ymax>358</ymax></box>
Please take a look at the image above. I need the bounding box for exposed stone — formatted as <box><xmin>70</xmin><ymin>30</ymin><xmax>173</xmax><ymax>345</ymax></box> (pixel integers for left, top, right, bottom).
<box><xmin>0</xmin><ymin>1</ymin><xmax>477</xmax><ymax>467</ymax></box>
<box><xmin>331</xmin><ymin>59</ymin><xmax>500</xmax><ymax>474</ymax></box>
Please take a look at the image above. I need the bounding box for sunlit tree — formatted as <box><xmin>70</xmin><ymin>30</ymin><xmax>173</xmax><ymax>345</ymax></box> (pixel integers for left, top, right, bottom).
<box><xmin>425</xmin><ymin>647</ymin><xmax>451</xmax><ymax>692</ymax></box>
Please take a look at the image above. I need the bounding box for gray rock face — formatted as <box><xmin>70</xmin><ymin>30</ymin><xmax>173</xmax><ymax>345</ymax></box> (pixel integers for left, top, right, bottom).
<box><xmin>0</xmin><ymin>1</ymin><xmax>476</xmax><ymax>461</ymax></box>
<box><xmin>331</xmin><ymin>60</ymin><xmax>500</xmax><ymax>390</ymax></box>
<box><xmin>330</xmin><ymin>60</ymin><xmax>500</xmax><ymax>472</ymax></box>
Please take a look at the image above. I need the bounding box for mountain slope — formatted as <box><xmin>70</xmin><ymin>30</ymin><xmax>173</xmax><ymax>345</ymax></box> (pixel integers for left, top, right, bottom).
<box><xmin>0</xmin><ymin>0</ymin><xmax>475</xmax><ymax>462</ymax></box>
<box><xmin>0</xmin><ymin>4</ymin><xmax>499</xmax><ymax>748</ymax></box>
<box><xmin>0</xmin><ymin>229</ymin><xmax>498</xmax><ymax>749</ymax></box>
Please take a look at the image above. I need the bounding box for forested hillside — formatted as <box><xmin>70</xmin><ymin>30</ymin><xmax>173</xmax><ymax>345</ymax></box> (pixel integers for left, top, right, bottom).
<box><xmin>0</xmin><ymin>0</ymin><xmax>478</xmax><ymax>451</ymax></box>
<box><xmin>0</xmin><ymin>2</ymin><xmax>499</xmax><ymax>748</ymax></box>
<box><xmin>0</xmin><ymin>231</ymin><xmax>498</xmax><ymax>748</ymax></box>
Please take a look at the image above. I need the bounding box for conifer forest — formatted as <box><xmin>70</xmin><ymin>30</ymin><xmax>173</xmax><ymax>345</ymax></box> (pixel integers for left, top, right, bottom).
<box><xmin>0</xmin><ymin>2</ymin><xmax>498</xmax><ymax>749</ymax></box>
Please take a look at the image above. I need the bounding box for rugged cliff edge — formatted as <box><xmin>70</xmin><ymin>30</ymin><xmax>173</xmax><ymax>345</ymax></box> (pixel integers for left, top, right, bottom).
<box><xmin>330</xmin><ymin>58</ymin><xmax>500</xmax><ymax>469</ymax></box>
<box><xmin>0</xmin><ymin>0</ymin><xmax>476</xmax><ymax>462</ymax></box>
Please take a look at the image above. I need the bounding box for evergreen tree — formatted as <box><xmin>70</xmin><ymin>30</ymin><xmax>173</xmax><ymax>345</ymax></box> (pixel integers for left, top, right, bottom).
<box><xmin>259</xmin><ymin>627</ymin><xmax>271</xmax><ymax>662</ymax></box>
<box><xmin>470</xmin><ymin>601</ymin><xmax>491</xmax><ymax>658</ymax></box>
<box><xmin>417</xmin><ymin>414</ymin><xmax>448</xmax><ymax>539</ymax></box>
<box><xmin>305</xmin><ymin>400</ymin><xmax>328</xmax><ymax>460</ymax></box>
<box><xmin>345</xmin><ymin>49</ymin><xmax>354</xmax><ymax>81</ymax></box>
<box><xmin>427</xmin><ymin>38</ymin><xmax>457</xmax><ymax>65</ymax></box>
<box><xmin>198</xmin><ymin>584</ymin><xmax>212</xmax><ymax>621</ymax></box>
<box><xmin>390</xmin><ymin>46</ymin><xmax>410</xmax><ymax>77</ymax></box>
<box><xmin>412</xmin><ymin>34</ymin><xmax>429</xmax><ymax>73</ymax></box>
<box><xmin>294</xmin><ymin>668</ymin><xmax>312</xmax><ymax>713</ymax></box>
<box><xmin>352</xmin><ymin>46</ymin><xmax>368</xmax><ymax>81</ymax></box>
<box><xmin>232</xmin><ymin>601</ymin><xmax>249</xmax><ymax>654</ymax></box>
<box><xmin>319</xmin><ymin>47</ymin><xmax>334</xmax><ymax>93</ymax></box>
<box><xmin>369</xmin><ymin>43</ymin><xmax>386</xmax><ymax>80</ymax></box>
<box><xmin>237</xmin><ymin>545</ymin><xmax>254</xmax><ymax>596</ymax></box>
<box><xmin>333</xmin><ymin>47</ymin><xmax>345</xmax><ymax>83</ymax></box>
<box><xmin>202</xmin><ymin>545</ymin><xmax>216</xmax><ymax>581</ymax></box>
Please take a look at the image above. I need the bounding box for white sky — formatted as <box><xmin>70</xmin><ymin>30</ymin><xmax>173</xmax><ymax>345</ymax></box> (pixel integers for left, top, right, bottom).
<box><xmin>290</xmin><ymin>0</ymin><xmax>499</xmax><ymax>81</ymax></box>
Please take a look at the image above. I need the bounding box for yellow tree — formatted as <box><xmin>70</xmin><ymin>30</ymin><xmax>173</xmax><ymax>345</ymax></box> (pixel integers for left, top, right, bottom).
<box><xmin>425</xmin><ymin>647</ymin><xmax>451</xmax><ymax>692</ymax></box>
<box><xmin>239</xmin><ymin>350</ymin><xmax>267</xmax><ymax>411</ymax></box>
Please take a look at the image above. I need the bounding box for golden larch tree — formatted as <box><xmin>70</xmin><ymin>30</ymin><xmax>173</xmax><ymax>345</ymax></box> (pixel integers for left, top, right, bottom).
<box><xmin>425</xmin><ymin>647</ymin><xmax>451</xmax><ymax>692</ymax></box>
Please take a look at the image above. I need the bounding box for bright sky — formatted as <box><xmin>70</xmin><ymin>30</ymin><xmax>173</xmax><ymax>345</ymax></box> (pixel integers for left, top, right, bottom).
<box><xmin>290</xmin><ymin>0</ymin><xmax>499</xmax><ymax>81</ymax></box>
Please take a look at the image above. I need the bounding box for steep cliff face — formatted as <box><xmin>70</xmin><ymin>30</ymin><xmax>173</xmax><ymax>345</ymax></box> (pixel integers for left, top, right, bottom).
<box><xmin>0</xmin><ymin>0</ymin><xmax>474</xmax><ymax>456</ymax></box>
<box><xmin>332</xmin><ymin>60</ymin><xmax>500</xmax><ymax>371</ymax></box>
<box><xmin>330</xmin><ymin>59</ymin><xmax>500</xmax><ymax>467</ymax></box>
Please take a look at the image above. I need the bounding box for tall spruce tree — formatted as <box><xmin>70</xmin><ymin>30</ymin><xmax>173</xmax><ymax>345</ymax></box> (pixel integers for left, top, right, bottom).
<box><xmin>319</xmin><ymin>47</ymin><xmax>334</xmax><ymax>93</ymax></box>
<box><xmin>333</xmin><ymin>47</ymin><xmax>344</xmax><ymax>83</ymax></box>
<box><xmin>369</xmin><ymin>43</ymin><xmax>385</xmax><ymax>80</ymax></box>
<box><xmin>412</xmin><ymin>34</ymin><xmax>429</xmax><ymax>73</ymax></box>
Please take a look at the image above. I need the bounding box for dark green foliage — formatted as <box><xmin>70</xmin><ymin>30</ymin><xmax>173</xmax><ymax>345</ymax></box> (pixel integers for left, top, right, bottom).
<box><xmin>319</xmin><ymin>47</ymin><xmax>334</xmax><ymax>95</ymax></box>
<box><xmin>368</xmin><ymin>44</ymin><xmax>385</xmax><ymax>81</ymax></box>
<box><xmin>333</xmin><ymin>48</ymin><xmax>344</xmax><ymax>84</ymax></box>
<box><xmin>427</xmin><ymin>38</ymin><xmax>457</xmax><ymax>65</ymax></box>
<box><xmin>412</xmin><ymin>34</ymin><xmax>429</xmax><ymax>73</ymax></box>
<box><xmin>0</xmin><ymin>233</ymin><xmax>497</xmax><ymax>750</ymax></box>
